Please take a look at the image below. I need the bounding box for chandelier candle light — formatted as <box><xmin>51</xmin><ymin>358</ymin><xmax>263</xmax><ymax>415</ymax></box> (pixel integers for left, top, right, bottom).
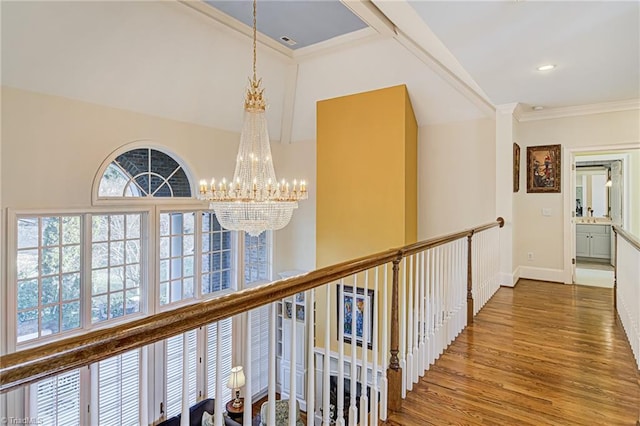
<box><xmin>200</xmin><ymin>0</ymin><xmax>307</xmax><ymax>236</ymax></box>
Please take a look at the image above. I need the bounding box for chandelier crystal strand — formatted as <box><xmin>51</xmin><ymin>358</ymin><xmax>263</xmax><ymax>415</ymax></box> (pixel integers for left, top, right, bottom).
<box><xmin>198</xmin><ymin>0</ymin><xmax>307</xmax><ymax>236</ymax></box>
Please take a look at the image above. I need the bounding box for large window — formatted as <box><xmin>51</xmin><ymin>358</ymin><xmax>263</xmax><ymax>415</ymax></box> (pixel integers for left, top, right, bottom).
<box><xmin>244</xmin><ymin>231</ymin><xmax>271</xmax><ymax>397</ymax></box>
<box><xmin>202</xmin><ymin>213</ymin><xmax>232</xmax><ymax>295</ymax></box>
<box><xmin>12</xmin><ymin>147</ymin><xmax>273</xmax><ymax>425</ymax></box>
<box><xmin>91</xmin><ymin>214</ymin><xmax>142</xmax><ymax>323</ymax></box>
<box><xmin>159</xmin><ymin>212</ymin><xmax>196</xmax><ymax>306</ymax></box>
<box><xmin>98</xmin><ymin>148</ymin><xmax>191</xmax><ymax>198</ymax></box>
<box><xmin>16</xmin><ymin>216</ymin><xmax>82</xmax><ymax>342</ymax></box>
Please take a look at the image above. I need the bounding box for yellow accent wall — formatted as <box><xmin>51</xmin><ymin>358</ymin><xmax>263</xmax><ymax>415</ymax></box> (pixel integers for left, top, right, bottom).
<box><xmin>315</xmin><ymin>85</ymin><xmax>417</xmax><ymax>354</ymax></box>
<box><xmin>316</xmin><ymin>85</ymin><xmax>417</xmax><ymax>268</ymax></box>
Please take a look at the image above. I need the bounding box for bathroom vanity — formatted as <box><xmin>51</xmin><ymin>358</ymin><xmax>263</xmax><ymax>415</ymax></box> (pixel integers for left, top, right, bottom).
<box><xmin>576</xmin><ymin>222</ymin><xmax>611</xmax><ymax>260</ymax></box>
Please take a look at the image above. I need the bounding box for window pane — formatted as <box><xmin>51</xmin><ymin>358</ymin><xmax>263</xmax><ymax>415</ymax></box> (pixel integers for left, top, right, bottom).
<box><xmin>17</xmin><ymin>309</ymin><xmax>38</xmax><ymax>342</ymax></box>
<box><xmin>61</xmin><ymin>245</ymin><xmax>81</xmax><ymax>274</ymax></box>
<box><xmin>41</xmin><ymin>248</ymin><xmax>60</xmax><ymax>275</ymax></box>
<box><xmin>126</xmin><ymin>265</ymin><xmax>140</xmax><ymax>288</ymax></box>
<box><xmin>110</xmin><ymin>215</ymin><xmax>125</xmax><ymax>241</ymax></box>
<box><xmin>160</xmin><ymin>236</ymin><xmax>170</xmax><ymax>259</ymax></box>
<box><xmin>92</xmin><ymin>216</ymin><xmax>109</xmax><ymax>242</ymax></box>
<box><xmin>92</xmin><ymin>269</ymin><xmax>109</xmax><ymax>295</ymax></box>
<box><xmin>17</xmin><ymin>280</ymin><xmax>38</xmax><ymax>310</ymax></box>
<box><xmin>16</xmin><ymin>215</ymin><xmax>82</xmax><ymax>343</ymax></box>
<box><xmin>18</xmin><ymin>218</ymin><xmax>39</xmax><ymax>249</ymax></box>
<box><xmin>126</xmin><ymin>288</ymin><xmax>140</xmax><ymax>315</ymax></box>
<box><xmin>92</xmin><ymin>295</ymin><xmax>108</xmax><ymax>323</ymax></box>
<box><xmin>41</xmin><ymin>276</ymin><xmax>60</xmax><ymax>305</ymax></box>
<box><xmin>126</xmin><ymin>214</ymin><xmax>140</xmax><ymax>239</ymax></box>
<box><xmin>17</xmin><ymin>249</ymin><xmax>39</xmax><ymax>279</ymax></box>
<box><xmin>92</xmin><ymin>243</ymin><xmax>109</xmax><ymax>269</ymax></box>
<box><xmin>91</xmin><ymin>213</ymin><xmax>144</xmax><ymax>324</ymax></box>
<box><xmin>110</xmin><ymin>266</ymin><xmax>125</xmax><ymax>291</ymax></box>
<box><xmin>110</xmin><ymin>241</ymin><xmax>125</xmax><ymax>266</ymax></box>
<box><xmin>41</xmin><ymin>306</ymin><xmax>60</xmax><ymax>336</ymax></box>
<box><xmin>126</xmin><ymin>240</ymin><xmax>140</xmax><ymax>264</ymax></box>
<box><xmin>62</xmin><ymin>273</ymin><xmax>81</xmax><ymax>301</ymax></box>
<box><xmin>62</xmin><ymin>217</ymin><xmax>81</xmax><ymax>245</ymax></box>
<box><xmin>41</xmin><ymin>217</ymin><xmax>60</xmax><ymax>247</ymax></box>
<box><xmin>109</xmin><ymin>292</ymin><xmax>124</xmax><ymax>319</ymax></box>
<box><xmin>62</xmin><ymin>302</ymin><xmax>80</xmax><ymax>331</ymax></box>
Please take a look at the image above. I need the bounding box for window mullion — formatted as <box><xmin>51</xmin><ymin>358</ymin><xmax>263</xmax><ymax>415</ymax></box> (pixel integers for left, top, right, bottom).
<box><xmin>195</xmin><ymin>212</ymin><xmax>203</xmax><ymax>300</ymax></box>
<box><xmin>82</xmin><ymin>214</ymin><xmax>93</xmax><ymax>332</ymax></box>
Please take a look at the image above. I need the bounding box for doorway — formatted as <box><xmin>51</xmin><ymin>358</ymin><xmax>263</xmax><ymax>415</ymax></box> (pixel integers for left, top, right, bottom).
<box><xmin>564</xmin><ymin>144</ymin><xmax>639</xmax><ymax>287</ymax></box>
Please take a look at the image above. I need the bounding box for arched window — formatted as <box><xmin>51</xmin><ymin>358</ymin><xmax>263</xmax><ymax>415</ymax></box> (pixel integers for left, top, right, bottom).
<box><xmin>98</xmin><ymin>148</ymin><xmax>192</xmax><ymax>198</ymax></box>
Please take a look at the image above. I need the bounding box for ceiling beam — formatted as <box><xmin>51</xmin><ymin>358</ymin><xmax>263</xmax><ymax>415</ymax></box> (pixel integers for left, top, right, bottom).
<box><xmin>339</xmin><ymin>0</ymin><xmax>396</xmax><ymax>37</ymax></box>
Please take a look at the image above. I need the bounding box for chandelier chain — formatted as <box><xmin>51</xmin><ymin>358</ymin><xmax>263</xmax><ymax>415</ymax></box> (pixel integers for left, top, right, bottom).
<box><xmin>200</xmin><ymin>0</ymin><xmax>307</xmax><ymax>236</ymax></box>
<box><xmin>252</xmin><ymin>0</ymin><xmax>257</xmax><ymax>82</ymax></box>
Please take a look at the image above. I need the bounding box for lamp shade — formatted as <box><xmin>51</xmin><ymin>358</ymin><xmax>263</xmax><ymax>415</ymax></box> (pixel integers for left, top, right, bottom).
<box><xmin>227</xmin><ymin>366</ymin><xmax>245</xmax><ymax>389</ymax></box>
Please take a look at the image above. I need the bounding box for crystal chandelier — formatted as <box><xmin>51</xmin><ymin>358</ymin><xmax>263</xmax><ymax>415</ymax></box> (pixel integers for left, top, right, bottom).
<box><xmin>199</xmin><ymin>0</ymin><xmax>307</xmax><ymax>236</ymax></box>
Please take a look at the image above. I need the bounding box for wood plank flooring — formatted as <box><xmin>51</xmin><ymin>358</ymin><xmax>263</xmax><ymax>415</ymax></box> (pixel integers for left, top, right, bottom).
<box><xmin>385</xmin><ymin>279</ymin><xmax>640</xmax><ymax>425</ymax></box>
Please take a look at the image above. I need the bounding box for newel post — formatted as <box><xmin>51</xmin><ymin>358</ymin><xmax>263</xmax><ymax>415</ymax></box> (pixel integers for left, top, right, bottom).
<box><xmin>467</xmin><ymin>230</ymin><xmax>475</xmax><ymax>326</ymax></box>
<box><xmin>388</xmin><ymin>257</ymin><xmax>402</xmax><ymax>411</ymax></box>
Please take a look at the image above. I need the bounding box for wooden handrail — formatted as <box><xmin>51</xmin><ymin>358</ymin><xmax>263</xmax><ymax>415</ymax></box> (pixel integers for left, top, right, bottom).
<box><xmin>0</xmin><ymin>218</ymin><xmax>504</xmax><ymax>393</ymax></box>
<box><xmin>613</xmin><ymin>225</ymin><xmax>640</xmax><ymax>252</ymax></box>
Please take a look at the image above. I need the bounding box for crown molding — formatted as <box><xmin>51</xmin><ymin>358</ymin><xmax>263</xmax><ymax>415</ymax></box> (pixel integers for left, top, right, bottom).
<box><xmin>518</xmin><ymin>99</ymin><xmax>640</xmax><ymax>122</ymax></box>
<box><xmin>293</xmin><ymin>27</ymin><xmax>382</xmax><ymax>62</ymax></box>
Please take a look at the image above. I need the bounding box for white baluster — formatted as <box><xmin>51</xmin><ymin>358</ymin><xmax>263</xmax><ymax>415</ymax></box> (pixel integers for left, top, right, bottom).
<box><xmin>269</xmin><ymin>303</ymin><xmax>276</xmax><ymax>426</ymax></box>
<box><xmin>406</xmin><ymin>255</ymin><xmax>413</xmax><ymax>391</ymax></box>
<box><xmin>289</xmin><ymin>299</ymin><xmax>296</xmax><ymax>426</ymax></box>
<box><xmin>400</xmin><ymin>259</ymin><xmax>407</xmax><ymax>397</ymax></box>
<box><xmin>245</xmin><ymin>311</ymin><xmax>252</xmax><ymax>426</ymax></box>
<box><xmin>337</xmin><ymin>279</ymin><xmax>345</xmax><ymax>426</ymax></box>
<box><xmin>215</xmin><ymin>324</ymin><xmax>223</xmax><ymax>426</ymax></box>
<box><xmin>323</xmin><ymin>286</ymin><xmax>331</xmax><ymax>426</ymax></box>
<box><xmin>141</xmin><ymin>347</ymin><xmax>148</xmax><ymax>426</ymax></box>
<box><xmin>307</xmin><ymin>290</ymin><xmax>315</xmax><ymax>426</ymax></box>
<box><xmin>181</xmin><ymin>333</ymin><xmax>189</xmax><ymax>426</ymax></box>
<box><xmin>371</xmin><ymin>267</ymin><xmax>380</xmax><ymax>425</ymax></box>
<box><xmin>349</xmin><ymin>276</ymin><xmax>357</xmax><ymax>426</ymax></box>
<box><xmin>360</xmin><ymin>270</ymin><xmax>369</xmax><ymax>426</ymax></box>
<box><xmin>380</xmin><ymin>265</ymin><xmax>389</xmax><ymax>421</ymax></box>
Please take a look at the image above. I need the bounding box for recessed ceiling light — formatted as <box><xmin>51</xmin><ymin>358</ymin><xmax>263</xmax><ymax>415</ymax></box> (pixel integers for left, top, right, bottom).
<box><xmin>537</xmin><ymin>64</ymin><xmax>556</xmax><ymax>71</ymax></box>
<box><xmin>279</xmin><ymin>36</ymin><xmax>297</xmax><ymax>46</ymax></box>
<box><xmin>532</xmin><ymin>106</ymin><xmax>544</xmax><ymax>111</ymax></box>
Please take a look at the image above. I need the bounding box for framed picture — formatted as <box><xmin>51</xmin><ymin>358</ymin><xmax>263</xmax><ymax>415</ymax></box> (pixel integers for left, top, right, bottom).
<box><xmin>336</xmin><ymin>285</ymin><xmax>374</xmax><ymax>349</ymax></box>
<box><xmin>513</xmin><ymin>143</ymin><xmax>520</xmax><ymax>192</ymax></box>
<box><xmin>527</xmin><ymin>144</ymin><xmax>561</xmax><ymax>193</ymax></box>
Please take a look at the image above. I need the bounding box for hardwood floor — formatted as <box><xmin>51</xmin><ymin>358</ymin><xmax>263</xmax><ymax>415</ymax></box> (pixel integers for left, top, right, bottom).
<box><xmin>385</xmin><ymin>279</ymin><xmax>639</xmax><ymax>425</ymax></box>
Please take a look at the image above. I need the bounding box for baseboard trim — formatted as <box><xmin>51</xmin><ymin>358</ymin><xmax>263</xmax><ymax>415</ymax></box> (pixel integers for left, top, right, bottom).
<box><xmin>518</xmin><ymin>266</ymin><xmax>565</xmax><ymax>283</ymax></box>
<box><xmin>498</xmin><ymin>272</ymin><xmax>514</xmax><ymax>287</ymax></box>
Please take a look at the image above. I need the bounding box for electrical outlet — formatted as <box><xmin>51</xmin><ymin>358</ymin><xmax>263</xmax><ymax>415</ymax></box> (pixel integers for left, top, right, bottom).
<box><xmin>527</xmin><ymin>252</ymin><xmax>534</xmax><ymax>261</ymax></box>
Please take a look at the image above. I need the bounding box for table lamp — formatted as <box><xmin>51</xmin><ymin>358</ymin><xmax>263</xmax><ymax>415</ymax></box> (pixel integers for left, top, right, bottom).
<box><xmin>227</xmin><ymin>366</ymin><xmax>245</xmax><ymax>409</ymax></box>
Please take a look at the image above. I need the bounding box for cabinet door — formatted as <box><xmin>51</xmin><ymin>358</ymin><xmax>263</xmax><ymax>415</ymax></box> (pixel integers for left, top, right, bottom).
<box><xmin>576</xmin><ymin>232</ymin><xmax>590</xmax><ymax>257</ymax></box>
<box><xmin>591</xmin><ymin>233</ymin><xmax>611</xmax><ymax>259</ymax></box>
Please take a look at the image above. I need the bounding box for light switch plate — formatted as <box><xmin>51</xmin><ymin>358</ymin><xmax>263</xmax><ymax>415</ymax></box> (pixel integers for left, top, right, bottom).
<box><xmin>542</xmin><ymin>208</ymin><xmax>551</xmax><ymax>216</ymax></box>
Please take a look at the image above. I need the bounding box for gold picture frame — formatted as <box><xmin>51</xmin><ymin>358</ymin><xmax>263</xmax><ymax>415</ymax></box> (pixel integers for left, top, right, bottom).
<box><xmin>526</xmin><ymin>144</ymin><xmax>561</xmax><ymax>193</ymax></box>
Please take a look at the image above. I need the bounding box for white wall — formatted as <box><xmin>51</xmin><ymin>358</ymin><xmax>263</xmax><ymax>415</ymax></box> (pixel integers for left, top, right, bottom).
<box><xmin>273</xmin><ymin>140</ymin><xmax>317</xmax><ymax>274</ymax></box>
<box><xmin>1</xmin><ymin>87</ymin><xmax>244</xmax><ymax>210</ymax></box>
<box><xmin>514</xmin><ymin>110</ymin><xmax>640</xmax><ymax>279</ymax></box>
<box><xmin>418</xmin><ymin>118</ymin><xmax>497</xmax><ymax>239</ymax></box>
<box><xmin>1</xmin><ymin>1</ymin><xmax>291</xmax><ymax>141</ymax></box>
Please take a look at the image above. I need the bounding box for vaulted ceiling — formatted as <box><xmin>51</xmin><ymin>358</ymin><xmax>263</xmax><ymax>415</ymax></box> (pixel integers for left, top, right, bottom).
<box><xmin>2</xmin><ymin>1</ymin><xmax>638</xmax><ymax>143</ymax></box>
